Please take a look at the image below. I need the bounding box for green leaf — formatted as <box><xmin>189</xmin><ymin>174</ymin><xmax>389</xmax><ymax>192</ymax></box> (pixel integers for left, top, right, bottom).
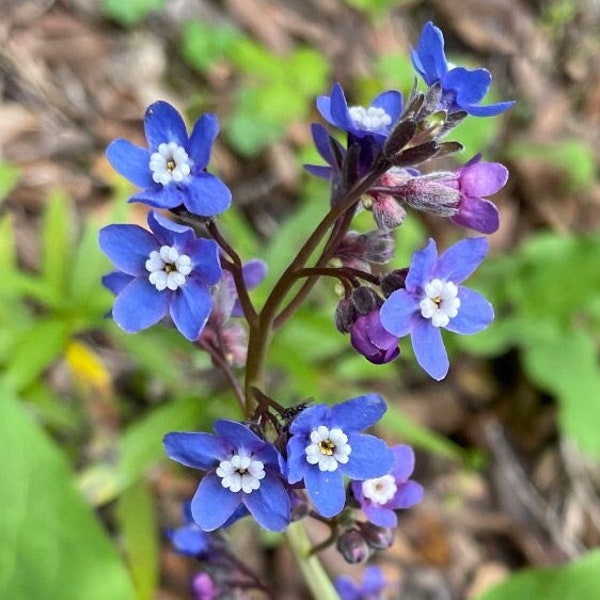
<box><xmin>0</xmin><ymin>385</ymin><xmax>135</xmax><ymax>600</ymax></box>
<box><xmin>116</xmin><ymin>481</ymin><xmax>158</xmax><ymax>600</ymax></box>
<box><xmin>180</xmin><ymin>21</ymin><xmax>241</xmax><ymax>73</ymax></box>
<box><xmin>3</xmin><ymin>319</ymin><xmax>71</xmax><ymax>391</ymax></box>
<box><xmin>477</xmin><ymin>549</ymin><xmax>600</xmax><ymax>600</ymax></box>
<box><xmin>101</xmin><ymin>0</ymin><xmax>165</xmax><ymax>25</ymax></box>
<box><xmin>42</xmin><ymin>190</ymin><xmax>73</xmax><ymax>297</ymax></box>
<box><xmin>522</xmin><ymin>326</ymin><xmax>600</xmax><ymax>457</ymax></box>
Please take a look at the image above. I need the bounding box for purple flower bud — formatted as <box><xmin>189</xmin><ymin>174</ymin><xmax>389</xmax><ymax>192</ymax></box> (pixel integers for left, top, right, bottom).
<box><xmin>368</xmin><ymin>192</ymin><xmax>407</xmax><ymax>230</ymax></box>
<box><xmin>335</xmin><ymin>297</ymin><xmax>358</xmax><ymax>334</ymax></box>
<box><xmin>336</xmin><ymin>230</ymin><xmax>395</xmax><ymax>271</ymax></box>
<box><xmin>350</xmin><ymin>287</ymin><xmax>383</xmax><ymax>315</ymax></box>
<box><xmin>358</xmin><ymin>522</ymin><xmax>395</xmax><ymax>550</ymax></box>
<box><xmin>350</xmin><ymin>311</ymin><xmax>400</xmax><ymax>365</ymax></box>
<box><xmin>192</xmin><ymin>572</ymin><xmax>219</xmax><ymax>600</ymax></box>
<box><xmin>337</xmin><ymin>529</ymin><xmax>372</xmax><ymax>564</ymax></box>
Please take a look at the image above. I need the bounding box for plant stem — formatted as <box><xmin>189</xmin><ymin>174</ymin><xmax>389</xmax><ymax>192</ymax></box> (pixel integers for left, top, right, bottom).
<box><xmin>285</xmin><ymin>521</ymin><xmax>340</xmax><ymax>600</ymax></box>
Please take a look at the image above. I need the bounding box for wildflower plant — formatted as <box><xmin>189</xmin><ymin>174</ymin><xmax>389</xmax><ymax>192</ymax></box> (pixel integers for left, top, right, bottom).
<box><xmin>100</xmin><ymin>20</ymin><xmax>512</xmax><ymax>600</ymax></box>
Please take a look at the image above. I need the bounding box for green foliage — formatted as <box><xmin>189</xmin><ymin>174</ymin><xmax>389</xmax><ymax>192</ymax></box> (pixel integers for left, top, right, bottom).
<box><xmin>458</xmin><ymin>231</ymin><xmax>600</xmax><ymax>457</ymax></box>
<box><xmin>343</xmin><ymin>0</ymin><xmax>408</xmax><ymax>19</ymax></box>
<box><xmin>0</xmin><ymin>161</ymin><xmax>20</xmax><ymax>204</ymax></box>
<box><xmin>0</xmin><ymin>386</ymin><xmax>135</xmax><ymax>600</ymax></box>
<box><xmin>101</xmin><ymin>0</ymin><xmax>165</xmax><ymax>25</ymax></box>
<box><xmin>477</xmin><ymin>549</ymin><xmax>600</xmax><ymax>600</ymax></box>
<box><xmin>181</xmin><ymin>21</ymin><xmax>329</xmax><ymax>155</ymax></box>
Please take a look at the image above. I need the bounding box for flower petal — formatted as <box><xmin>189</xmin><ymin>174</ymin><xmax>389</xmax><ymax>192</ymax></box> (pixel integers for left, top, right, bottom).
<box><xmin>445</xmin><ymin>287</ymin><xmax>494</xmax><ymax>334</ymax></box>
<box><xmin>363</xmin><ymin>566</ymin><xmax>387</xmax><ymax>594</ymax></box>
<box><xmin>147</xmin><ymin>210</ymin><xmax>195</xmax><ymax>248</ymax></box>
<box><xmin>459</xmin><ymin>161</ymin><xmax>508</xmax><ymax>197</ymax></box>
<box><xmin>388</xmin><ymin>480</ymin><xmax>424</xmax><ymax>509</ymax></box>
<box><xmin>434</xmin><ymin>236</ymin><xmax>488</xmax><ymax>283</ymax></box>
<box><xmin>113</xmin><ymin>278</ymin><xmax>169</xmax><ymax>333</ymax></box>
<box><xmin>379</xmin><ymin>290</ymin><xmax>419</xmax><ymax>337</ymax></box>
<box><xmin>190</xmin><ymin>238</ymin><xmax>222</xmax><ymax>286</ymax></box>
<box><xmin>182</xmin><ymin>173</ymin><xmax>232</xmax><ymax>217</ymax></box>
<box><xmin>286</xmin><ymin>435</ymin><xmax>309</xmax><ymax>484</ymax></box>
<box><xmin>341</xmin><ymin>433</ymin><xmax>394</xmax><ymax>480</ymax></box>
<box><xmin>144</xmin><ymin>101</ymin><xmax>188</xmax><ymax>149</ymax></box>
<box><xmin>129</xmin><ymin>183</ymin><xmax>185</xmax><ymax>209</ymax></box>
<box><xmin>102</xmin><ymin>271</ymin><xmax>134</xmax><ymax>295</ymax></box>
<box><xmin>213</xmin><ymin>420</ymin><xmax>263</xmax><ymax>451</ymax></box>
<box><xmin>329</xmin><ymin>394</ymin><xmax>387</xmax><ymax>432</ymax></box>
<box><xmin>169</xmin><ymin>282</ymin><xmax>212</xmax><ymax>341</ymax></box>
<box><xmin>164</xmin><ymin>431</ymin><xmax>227</xmax><ymax>469</ymax></box>
<box><xmin>304</xmin><ymin>467</ymin><xmax>345</xmax><ymax>518</ymax></box>
<box><xmin>445</xmin><ymin>67</ymin><xmax>491</xmax><ymax>105</ymax></box>
<box><xmin>411</xmin><ymin>318</ymin><xmax>448</xmax><ymax>380</ymax></box>
<box><xmin>451</xmin><ymin>196</ymin><xmax>500</xmax><ymax>234</ymax></box>
<box><xmin>188</xmin><ymin>113</ymin><xmax>219</xmax><ymax>170</ymax></box>
<box><xmin>191</xmin><ymin>473</ymin><xmax>241</xmax><ymax>532</ymax></box>
<box><xmin>288</xmin><ymin>403</ymin><xmax>329</xmax><ymax>435</ymax></box>
<box><xmin>99</xmin><ymin>224</ymin><xmax>156</xmax><ymax>276</ymax></box>
<box><xmin>328</xmin><ymin>83</ymin><xmax>354</xmax><ymax>130</ymax></box>
<box><xmin>105</xmin><ymin>140</ymin><xmax>153</xmax><ymax>188</ymax></box>
<box><xmin>390</xmin><ymin>445</ymin><xmax>416</xmax><ymax>481</ymax></box>
<box><xmin>462</xmin><ymin>100</ymin><xmax>515</xmax><ymax>117</ymax></box>
<box><xmin>170</xmin><ymin>524</ymin><xmax>212</xmax><ymax>556</ymax></box>
<box><xmin>370</xmin><ymin>90</ymin><xmax>403</xmax><ymax>123</ymax></box>
<box><xmin>243</xmin><ymin>476</ymin><xmax>290</xmax><ymax>532</ymax></box>
<box><xmin>411</xmin><ymin>21</ymin><xmax>448</xmax><ymax>85</ymax></box>
<box><xmin>362</xmin><ymin>503</ymin><xmax>398</xmax><ymax>528</ymax></box>
<box><xmin>406</xmin><ymin>238</ymin><xmax>438</xmax><ymax>290</ymax></box>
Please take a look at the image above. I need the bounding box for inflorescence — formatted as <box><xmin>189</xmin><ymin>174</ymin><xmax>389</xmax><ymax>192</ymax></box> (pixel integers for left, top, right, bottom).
<box><xmin>100</xmin><ymin>20</ymin><xmax>513</xmax><ymax>600</ymax></box>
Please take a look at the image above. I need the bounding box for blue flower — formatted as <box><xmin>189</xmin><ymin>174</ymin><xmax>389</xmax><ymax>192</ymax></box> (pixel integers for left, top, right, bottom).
<box><xmin>334</xmin><ymin>565</ymin><xmax>388</xmax><ymax>600</ymax></box>
<box><xmin>106</xmin><ymin>101</ymin><xmax>231</xmax><ymax>217</ymax></box>
<box><xmin>286</xmin><ymin>394</ymin><xmax>394</xmax><ymax>518</ymax></box>
<box><xmin>411</xmin><ymin>22</ymin><xmax>514</xmax><ymax>117</ymax></box>
<box><xmin>164</xmin><ymin>420</ymin><xmax>291</xmax><ymax>532</ymax></box>
<box><xmin>99</xmin><ymin>210</ymin><xmax>221</xmax><ymax>341</ymax></box>
<box><xmin>379</xmin><ymin>237</ymin><xmax>494</xmax><ymax>380</ymax></box>
<box><xmin>169</xmin><ymin>502</ymin><xmax>213</xmax><ymax>558</ymax></box>
<box><xmin>351</xmin><ymin>445</ymin><xmax>423</xmax><ymax>528</ymax></box>
<box><xmin>317</xmin><ymin>84</ymin><xmax>403</xmax><ymax>143</ymax></box>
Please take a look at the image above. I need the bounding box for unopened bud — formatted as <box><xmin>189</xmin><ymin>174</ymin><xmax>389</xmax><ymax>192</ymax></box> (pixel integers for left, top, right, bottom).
<box><xmin>335</xmin><ymin>297</ymin><xmax>357</xmax><ymax>334</ymax></box>
<box><xmin>358</xmin><ymin>522</ymin><xmax>395</xmax><ymax>550</ymax></box>
<box><xmin>369</xmin><ymin>193</ymin><xmax>407</xmax><ymax>230</ymax></box>
<box><xmin>397</xmin><ymin>176</ymin><xmax>459</xmax><ymax>216</ymax></box>
<box><xmin>380</xmin><ymin>268</ymin><xmax>408</xmax><ymax>297</ymax></box>
<box><xmin>192</xmin><ymin>572</ymin><xmax>219</xmax><ymax>600</ymax></box>
<box><xmin>350</xmin><ymin>286</ymin><xmax>383</xmax><ymax>315</ymax></box>
<box><xmin>336</xmin><ymin>529</ymin><xmax>372</xmax><ymax>564</ymax></box>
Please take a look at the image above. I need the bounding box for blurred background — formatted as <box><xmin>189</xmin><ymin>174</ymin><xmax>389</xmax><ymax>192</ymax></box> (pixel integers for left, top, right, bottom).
<box><xmin>2</xmin><ymin>0</ymin><xmax>600</xmax><ymax>599</ymax></box>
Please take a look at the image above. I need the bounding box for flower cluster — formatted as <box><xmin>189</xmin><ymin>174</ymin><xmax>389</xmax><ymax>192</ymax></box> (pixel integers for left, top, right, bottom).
<box><xmin>99</xmin><ymin>18</ymin><xmax>512</xmax><ymax>600</ymax></box>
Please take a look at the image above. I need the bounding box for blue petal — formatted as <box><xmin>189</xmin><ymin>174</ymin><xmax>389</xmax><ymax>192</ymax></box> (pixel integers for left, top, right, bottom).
<box><xmin>304</xmin><ymin>467</ymin><xmax>345</xmax><ymax>518</ymax></box>
<box><xmin>188</xmin><ymin>113</ymin><xmax>219</xmax><ymax>170</ymax></box>
<box><xmin>288</xmin><ymin>403</ymin><xmax>329</xmax><ymax>434</ymax></box>
<box><xmin>363</xmin><ymin>504</ymin><xmax>398</xmax><ymax>528</ymax></box>
<box><xmin>105</xmin><ymin>140</ymin><xmax>153</xmax><ymax>188</ymax></box>
<box><xmin>434</xmin><ymin>237</ymin><xmax>488</xmax><ymax>283</ymax></box>
<box><xmin>99</xmin><ymin>224</ymin><xmax>156</xmax><ymax>276</ymax></box>
<box><xmin>147</xmin><ymin>210</ymin><xmax>195</xmax><ymax>248</ymax></box>
<box><xmin>242</xmin><ymin>260</ymin><xmax>267</xmax><ymax>290</ymax></box>
<box><xmin>102</xmin><ymin>271</ymin><xmax>134</xmax><ymax>295</ymax></box>
<box><xmin>379</xmin><ymin>290</ymin><xmax>419</xmax><ymax>337</ymax></box>
<box><xmin>363</xmin><ymin>566</ymin><xmax>387</xmax><ymax>594</ymax></box>
<box><xmin>144</xmin><ymin>101</ymin><xmax>188</xmax><ymax>149</ymax></box>
<box><xmin>304</xmin><ymin>164</ymin><xmax>333</xmax><ymax>179</ymax></box>
<box><xmin>316</xmin><ymin>95</ymin><xmax>333</xmax><ymax>124</ymax></box>
<box><xmin>113</xmin><ymin>278</ymin><xmax>169</xmax><ymax>332</ymax></box>
<box><xmin>334</xmin><ymin>577</ymin><xmax>360</xmax><ymax>600</ymax></box>
<box><xmin>329</xmin><ymin>394</ymin><xmax>387</xmax><ymax>432</ymax></box>
<box><xmin>328</xmin><ymin>83</ymin><xmax>354</xmax><ymax>131</ymax></box>
<box><xmin>406</xmin><ymin>238</ymin><xmax>438</xmax><ymax>290</ymax></box>
<box><xmin>164</xmin><ymin>431</ymin><xmax>229</xmax><ymax>469</ymax></box>
<box><xmin>182</xmin><ymin>173</ymin><xmax>232</xmax><ymax>217</ymax></box>
<box><xmin>341</xmin><ymin>433</ymin><xmax>394</xmax><ymax>480</ymax></box>
<box><xmin>411</xmin><ymin>318</ymin><xmax>448</xmax><ymax>380</ymax></box>
<box><xmin>451</xmin><ymin>196</ymin><xmax>499</xmax><ymax>234</ymax></box>
<box><xmin>445</xmin><ymin>287</ymin><xmax>494</xmax><ymax>334</ymax></box>
<box><xmin>390</xmin><ymin>444</ymin><xmax>416</xmax><ymax>481</ymax></box>
<box><xmin>213</xmin><ymin>420</ymin><xmax>263</xmax><ymax>452</ymax></box>
<box><xmin>129</xmin><ymin>182</ymin><xmax>185</xmax><ymax>209</ymax></box>
<box><xmin>191</xmin><ymin>473</ymin><xmax>241</xmax><ymax>532</ymax></box>
<box><xmin>370</xmin><ymin>90</ymin><xmax>403</xmax><ymax>123</ymax></box>
<box><xmin>169</xmin><ymin>282</ymin><xmax>212</xmax><ymax>341</ymax></box>
<box><xmin>462</xmin><ymin>100</ymin><xmax>516</xmax><ymax>117</ymax></box>
<box><xmin>445</xmin><ymin>68</ymin><xmax>491</xmax><ymax>105</ymax></box>
<box><xmin>170</xmin><ymin>524</ymin><xmax>212</xmax><ymax>556</ymax></box>
<box><xmin>310</xmin><ymin>123</ymin><xmax>336</xmax><ymax>165</ymax></box>
<box><xmin>412</xmin><ymin>21</ymin><xmax>448</xmax><ymax>85</ymax></box>
<box><xmin>389</xmin><ymin>480</ymin><xmax>424</xmax><ymax>509</ymax></box>
<box><xmin>286</xmin><ymin>436</ymin><xmax>309</xmax><ymax>484</ymax></box>
<box><xmin>243</xmin><ymin>476</ymin><xmax>290</xmax><ymax>532</ymax></box>
<box><xmin>190</xmin><ymin>239</ymin><xmax>222</xmax><ymax>286</ymax></box>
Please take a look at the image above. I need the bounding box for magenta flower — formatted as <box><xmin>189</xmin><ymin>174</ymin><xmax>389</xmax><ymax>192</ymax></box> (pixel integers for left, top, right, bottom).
<box><xmin>350</xmin><ymin>310</ymin><xmax>400</xmax><ymax>365</ymax></box>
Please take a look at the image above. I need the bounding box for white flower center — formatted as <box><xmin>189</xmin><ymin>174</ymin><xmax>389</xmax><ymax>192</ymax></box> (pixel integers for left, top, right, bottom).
<box><xmin>145</xmin><ymin>245</ymin><xmax>192</xmax><ymax>291</ymax></box>
<box><xmin>419</xmin><ymin>278</ymin><xmax>460</xmax><ymax>328</ymax></box>
<box><xmin>348</xmin><ymin>105</ymin><xmax>392</xmax><ymax>132</ymax></box>
<box><xmin>362</xmin><ymin>474</ymin><xmax>397</xmax><ymax>505</ymax></box>
<box><xmin>149</xmin><ymin>142</ymin><xmax>191</xmax><ymax>185</ymax></box>
<box><xmin>216</xmin><ymin>452</ymin><xmax>266</xmax><ymax>494</ymax></box>
<box><xmin>305</xmin><ymin>425</ymin><xmax>351</xmax><ymax>472</ymax></box>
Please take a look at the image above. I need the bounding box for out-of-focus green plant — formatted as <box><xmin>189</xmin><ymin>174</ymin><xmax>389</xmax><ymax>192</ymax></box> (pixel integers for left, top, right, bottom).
<box><xmin>458</xmin><ymin>231</ymin><xmax>600</xmax><ymax>458</ymax></box>
<box><xmin>101</xmin><ymin>0</ymin><xmax>165</xmax><ymax>25</ymax></box>
<box><xmin>181</xmin><ymin>21</ymin><xmax>329</xmax><ymax>155</ymax></box>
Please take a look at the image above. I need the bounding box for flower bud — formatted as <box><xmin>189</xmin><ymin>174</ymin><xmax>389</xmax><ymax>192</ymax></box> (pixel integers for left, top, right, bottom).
<box><xmin>350</xmin><ymin>286</ymin><xmax>383</xmax><ymax>315</ymax></box>
<box><xmin>335</xmin><ymin>297</ymin><xmax>357</xmax><ymax>334</ymax></box>
<box><xmin>369</xmin><ymin>193</ymin><xmax>407</xmax><ymax>230</ymax></box>
<box><xmin>358</xmin><ymin>522</ymin><xmax>395</xmax><ymax>550</ymax></box>
<box><xmin>192</xmin><ymin>572</ymin><xmax>219</xmax><ymax>600</ymax></box>
<box><xmin>380</xmin><ymin>268</ymin><xmax>408</xmax><ymax>297</ymax></box>
<box><xmin>350</xmin><ymin>311</ymin><xmax>400</xmax><ymax>365</ymax></box>
<box><xmin>336</xmin><ymin>529</ymin><xmax>372</xmax><ymax>564</ymax></box>
<box><xmin>397</xmin><ymin>176</ymin><xmax>459</xmax><ymax>216</ymax></box>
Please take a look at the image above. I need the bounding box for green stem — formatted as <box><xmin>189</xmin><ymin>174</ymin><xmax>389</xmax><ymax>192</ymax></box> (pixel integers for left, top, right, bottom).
<box><xmin>285</xmin><ymin>521</ymin><xmax>340</xmax><ymax>600</ymax></box>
